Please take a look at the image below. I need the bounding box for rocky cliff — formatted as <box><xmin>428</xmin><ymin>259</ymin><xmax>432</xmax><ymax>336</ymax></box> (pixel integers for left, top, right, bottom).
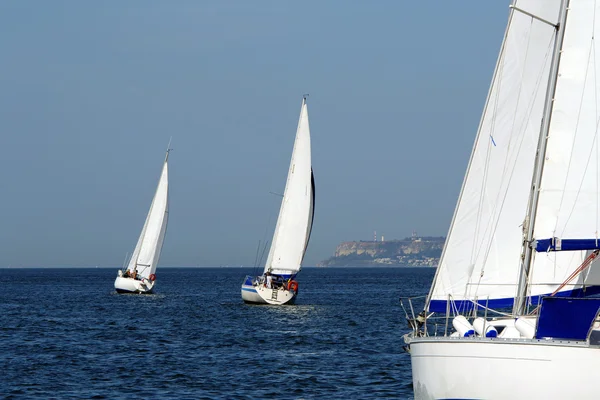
<box><xmin>319</xmin><ymin>236</ymin><xmax>445</xmax><ymax>267</ymax></box>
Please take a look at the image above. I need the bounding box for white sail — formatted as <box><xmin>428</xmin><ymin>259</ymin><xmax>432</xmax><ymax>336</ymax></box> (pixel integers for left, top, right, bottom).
<box><xmin>529</xmin><ymin>1</ymin><xmax>600</xmax><ymax>298</ymax></box>
<box><xmin>428</xmin><ymin>1</ymin><xmax>562</xmax><ymax>312</ymax></box>
<box><xmin>264</xmin><ymin>97</ymin><xmax>314</xmax><ymax>276</ymax></box>
<box><xmin>408</xmin><ymin>4</ymin><xmax>600</xmax><ymax>399</ymax></box>
<box><xmin>127</xmin><ymin>153</ymin><xmax>170</xmax><ymax>280</ymax></box>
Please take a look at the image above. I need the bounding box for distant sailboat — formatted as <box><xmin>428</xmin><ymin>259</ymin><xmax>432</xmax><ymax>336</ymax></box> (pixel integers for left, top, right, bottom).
<box><xmin>241</xmin><ymin>96</ymin><xmax>315</xmax><ymax>305</ymax></box>
<box><xmin>115</xmin><ymin>147</ymin><xmax>170</xmax><ymax>294</ymax></box>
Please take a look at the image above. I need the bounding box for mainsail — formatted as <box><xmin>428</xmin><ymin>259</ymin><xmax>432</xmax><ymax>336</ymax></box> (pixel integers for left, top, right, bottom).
<box><xmin>425</xmin><ymin>0</ymin><xmax>600</xmax><ymax>312</ymax></box>
<box><xmin>527</xmin><ymin>0</ymin><xmax>600</xmax><ymax>303</ymax></box>
<box><xmin>265</xmin><ymin>97</ymin><xmax>315</xmax><ymax>277</ymax></box>
<box><xmin>127</xmin><ymin>151</ymin><xmax>170</xmax><ymax>280</ymax></box>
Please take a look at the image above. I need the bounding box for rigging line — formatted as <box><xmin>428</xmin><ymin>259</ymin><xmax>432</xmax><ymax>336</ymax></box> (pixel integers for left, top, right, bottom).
<box><xmin>471</xmin><ymin>32</ymin><xmax>555</xmax><ymax>297</ymax></box>
<box><xmin>471</xmin><ymin>16</ymin><xmax>542</xmax><ymax>278</ymax></box>
<box><xmin>474</xmin><ymin>60</ymin><xmax>556</xmax><ymax>307</ymax></box>
<box><xmin>555</xmin><ymin>36</ymin><xmax>596</xmax><ymax>236</ymax></box>
<box><xmin>254</xmin><ymin>239</ymin><xmax>260</xmax><ymax>268</ymax></box>
<box><xmin>425</xmin><ymin>6</ymin><xmax>522</xmax><ymax>311</ymax></box>
<box><xmin>257</xmin><ymin>193</ymin><xmax>277</xmax><ymax>270</ymax></box>
<box><xmin>253</xmin><ymin>240</ymin><xmax>261</xmax><ymax>271</ymax></box>
<box><xmin>528</xmin><ymin>250</ymin><xmax>600</xmax><ymax>316</ymax></box>
<box><xmin>473</xmin><ymin>21</ymin><xmax>545</xmax><ymax>264</ymax></box>
<box><xmin>470</xmin><ymin>22</ymin><xmax>516</xmax><ymax>267</ymax></box>
<box><xmin>468</xmin><ymin>300</ymin><xmax>513</xmax><ymax>318</ymax></box>
<box><xmin>594</xmin><ymin>2</ymin><xmax>599</xmax><ymax>239</ymax></box>
<box><xmin>475</xmin><ymin>35</ymin><xmax>554</xmax><ymax>263</ymax></box>
<box><xmin>524</xmin><ymin>252</ymin><xmax>585</xmax><ymax>310</ymax></box>
<box><xmin>477</xmin><ymin>62</ymin><xmax>503</xmax><ymax>242</ymax></box>
<box><xmin>257</xmin><ymin>240</ymin><xmax>270</xmax><ymax>270</ymax></box>
<box><xmin>470</xmin><ymin>45</ymin><xmax>506</xmax><ymax>270</ymax></box>
<box><xmin>560</xmin><ymin>123</ymin><xmax>600</xmax><ymax>237</ymax></box>
<box><xmin>450</xmin><ymin>295</ymin><xmax>459</xmax><ymax>317</ymax></box>
<box><xmin>121</xmin><ymin>252</ymin><xmax>129</xmax><ymax>271</ymax></box>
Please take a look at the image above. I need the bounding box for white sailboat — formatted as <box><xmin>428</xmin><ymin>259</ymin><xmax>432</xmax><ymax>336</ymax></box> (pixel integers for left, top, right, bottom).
<box><xmin>404</xmin><ymin>2</ymin><xmax>600</xmax><ymax>399</ymax></box>
<box><xmin>114</xmin><ymin>148</ymin><xmax>170</xmax><ymax>294</ymax></box>
<box><xmin>241</xmin><ymin>96</ymin><xmax>315</xmax><ymax>305</ymax></box>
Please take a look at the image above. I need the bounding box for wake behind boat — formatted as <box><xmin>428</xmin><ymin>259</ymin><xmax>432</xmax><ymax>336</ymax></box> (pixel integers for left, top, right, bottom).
<box><xmin>115</xmin><ymin>147</ymin><xmax>170</xmax><ymax>294</ymax></box>
<box><xmin>242</xmin><ymin>96</ymin><xmax>315</xmax><ymax>305</ymax></box>
<box><xmin>403</xmin><ymin>2</ymin><xmax>600</xmax><ymax>399</ymax></box>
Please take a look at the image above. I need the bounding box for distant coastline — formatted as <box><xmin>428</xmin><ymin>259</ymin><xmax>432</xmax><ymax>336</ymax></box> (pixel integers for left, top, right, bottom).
<box><xmin>318</xmin><ymin>235</ymin><xmax>444</xmax><ymax>267</ymax></box>
<box><xmin>0</xmin><ymin>264</ymin><xmax>439</xmax><ymax>269</ymax></box>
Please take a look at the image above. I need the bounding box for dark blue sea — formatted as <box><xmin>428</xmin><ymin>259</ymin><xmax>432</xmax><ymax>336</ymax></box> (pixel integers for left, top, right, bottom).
<box><xmin>0</xmin><ymin>267</ymin><xmax>434</xmax><ymax>399</ymax></box>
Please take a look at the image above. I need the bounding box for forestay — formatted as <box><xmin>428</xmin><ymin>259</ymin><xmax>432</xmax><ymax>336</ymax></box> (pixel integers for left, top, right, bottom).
<box><xmin>265</xmin><ymin>97</ymin><xmax>315</xmax><ymax>277</ymax></box>
<box><xmin>127</xmin><ymin>154</ymin><xmax>170</xmax><ymax>280</ymax></box>
<box><xmin>428</xmin><ymin>1</ymin><xmax>562</xmax><ymax>312</ymax></box>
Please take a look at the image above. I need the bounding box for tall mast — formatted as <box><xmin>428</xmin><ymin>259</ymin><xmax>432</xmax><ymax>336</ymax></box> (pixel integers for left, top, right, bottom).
<box><xmin>513</xmin><ymin>0</ymin><xmax>570</xmax><ymax>316</ymax></box>
<box><xmin>165</xmin><ymin>136</ymin><xmax>173</xmax><ymax>162</ymax></box>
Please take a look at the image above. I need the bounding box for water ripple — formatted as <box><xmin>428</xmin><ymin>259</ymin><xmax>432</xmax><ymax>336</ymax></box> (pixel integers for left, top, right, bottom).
<box><xmin>0</xmin><ymin>267</ymin><xmax>434</xmax><ymax>399</ymax></box>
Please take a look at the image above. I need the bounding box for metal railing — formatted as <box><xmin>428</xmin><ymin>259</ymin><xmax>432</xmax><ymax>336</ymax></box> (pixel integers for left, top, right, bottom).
<box><xmin>400</xmin><ymin>295</ymin><xmax>510</xmax><ymax>338</ymax></box>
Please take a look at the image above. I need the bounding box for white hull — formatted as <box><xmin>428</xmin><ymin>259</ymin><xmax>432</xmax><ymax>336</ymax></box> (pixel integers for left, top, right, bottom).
<box><xmin>241</xmin><ymin>279</ymin><xmax>296</xmax><ymax>305</ymax></box>
<box><xmin>114</xmin><ymin>274</ymin><xmax>155</xmax><ymax>294</ymax></box>
<box><xmin>241</xmin><ymin>283</ymin><xmax>263</xmax><ymax>304</ymax></box>
<box><xmin>409</xmin><ymin>337</ymin><xmax>600</xmax><ymax>400</ymax></box>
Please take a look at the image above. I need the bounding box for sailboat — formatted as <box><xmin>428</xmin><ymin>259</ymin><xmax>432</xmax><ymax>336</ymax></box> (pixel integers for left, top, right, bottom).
<box><xmin>114</xmin><ymin>147</ymin><xmax>170</xmax><ymax>294</ymax></box>
<box><xmin>404</xmin><ymin>2</ymin><xmax>600</xmax><ymax>399</ymax></box>
<box><xmin>241</xmin><ymin>95</ymin><xmax>315</xmax><ymax>305</ymax></box>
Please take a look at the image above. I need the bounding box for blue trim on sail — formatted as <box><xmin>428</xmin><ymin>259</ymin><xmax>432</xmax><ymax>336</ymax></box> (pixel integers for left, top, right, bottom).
<box><xmin>535</xmin><ymin>238</ymin><xmax>600</xmax><ymax>252</ymax></box>
<box><xmin>429</xmin><ymin>296</ymin><xmax>513</xmax><ymax>313</ymax></box>
<box><xmin>428</xmin><ymin>285</ymin><xmax>600</xmax><ymax>313</ymax></box>
<box><xmin>277</xmin><ymin>274</ymin><xmax>295</xmax><ymax>280</ymax></box>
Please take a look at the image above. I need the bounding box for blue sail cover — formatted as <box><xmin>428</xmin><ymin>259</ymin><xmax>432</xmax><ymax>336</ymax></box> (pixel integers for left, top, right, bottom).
<box><xmin>535</xmin><ymin>238</ymin><xmax>600</xmax><ymax>252</ymax></box>
<box><xmin>428</xmin><ymin>285</ymin><xmax>600</xmax><ymax>313</ymax></box>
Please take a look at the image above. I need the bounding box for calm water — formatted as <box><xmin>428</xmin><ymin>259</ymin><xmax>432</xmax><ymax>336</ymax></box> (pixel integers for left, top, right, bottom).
<box><xmin>0</xmin><ymin>267</ymin><xmax>434</xmax><ymax>399</ymax></box>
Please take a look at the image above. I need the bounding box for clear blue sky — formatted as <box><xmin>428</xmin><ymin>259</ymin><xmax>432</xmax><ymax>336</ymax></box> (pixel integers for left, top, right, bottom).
<box><xmin>0</xmin><ymin>1</ymin><xmax>511</xmax><ymax>267</ymax></box>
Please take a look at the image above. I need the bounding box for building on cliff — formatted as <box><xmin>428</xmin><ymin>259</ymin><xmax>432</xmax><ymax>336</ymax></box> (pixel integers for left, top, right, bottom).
<box><xmin>319</xmin><ymin>235</ymin><xmax>445</xmax><ymax>267</ymax></box>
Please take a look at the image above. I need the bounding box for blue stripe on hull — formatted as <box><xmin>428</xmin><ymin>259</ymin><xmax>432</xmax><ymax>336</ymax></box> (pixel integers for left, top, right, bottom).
<box><xmin>429</xmin><ymin>285</ymin><xmax>600</xmax><ymax>313</ymax></box>
<box><xmin>242</xmin><ymin>287</ymin><xmax>257</xmax><ymax>293</ymax></box>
